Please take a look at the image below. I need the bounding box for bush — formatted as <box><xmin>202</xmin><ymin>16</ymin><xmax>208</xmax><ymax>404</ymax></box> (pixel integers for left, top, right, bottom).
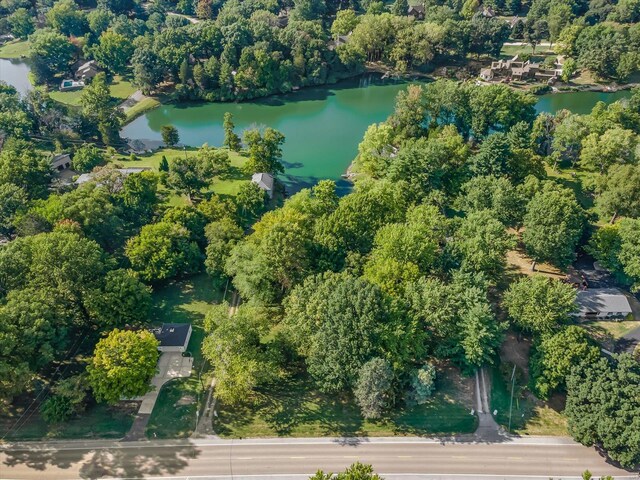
<box><xmin>409</xmin><ymin>363</ymin><xmax>436</xmax><ymax>405</ymax></box>
<box><xmin>40</xmin><ymin>374</ymin><xmax>90</xmax><ymax>423</ymax></box>
<box><xmin>530</xmin><ymin>85</ymin><xmax>552</xmax><ymax>96</ymax></box>
<box><xmin>40</xmin><ymin>394</ymin><xmax>76</xmax><ymax>423</ymax></box>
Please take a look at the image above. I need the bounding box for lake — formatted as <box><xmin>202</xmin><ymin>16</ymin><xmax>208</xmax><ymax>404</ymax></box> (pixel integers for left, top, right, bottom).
<box><xmin>0</xmin><ymin>58</ymin><xmax>633</xmax><ymax>191</ymax></box>
<box><xmin>0</xmin><ymin>58</ymin><xmax>32</xmax><ymax>96</ymax></box>
<box><xmin>123</xmin><ymin>80</ymin><xmax>633</xmax><ymax>192</ymax></box>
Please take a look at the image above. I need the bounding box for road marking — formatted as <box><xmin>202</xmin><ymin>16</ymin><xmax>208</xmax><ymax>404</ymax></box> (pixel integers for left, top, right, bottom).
<box><xmin>289</xmin><ymin>456</ymin><xmax>307</xmax><ymax>459</ymax></box>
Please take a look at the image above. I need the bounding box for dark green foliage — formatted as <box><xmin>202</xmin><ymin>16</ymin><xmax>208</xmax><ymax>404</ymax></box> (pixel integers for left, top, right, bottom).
<box><xmin>161</xmin><ymin>125</ymin><xmax>180</xmax><ymax>147</ymax></box>
<box><xmin>565</xmin><ymin>354</ymin><xmax>640</xmax><ymax>468</ymax></box>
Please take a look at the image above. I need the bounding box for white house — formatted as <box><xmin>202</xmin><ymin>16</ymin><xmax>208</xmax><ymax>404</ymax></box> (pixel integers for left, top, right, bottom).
<box><xmin>574</xmin><ymin>288</ymin><xmax>633</xmax><ymax>320</ymax></box>
<box><xmin>153</xmin><ymin>323</ymin><xmax>192</xmax><ymax>353</ymax></box>
<box><xmin>251</xmin><ymin>172</ymin><xmax>275</xmax><ymax>198</ymax></box>
<box><xmin>76</xmin><ymin>60</ymin><xmax>99</xmax><ymax>81</ymax></box>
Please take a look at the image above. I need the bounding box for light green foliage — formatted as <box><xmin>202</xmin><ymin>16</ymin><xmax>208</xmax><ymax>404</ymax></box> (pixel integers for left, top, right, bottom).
<box><xmin>353</xmin><ymin>357</ymin><xmax>394</xmax><ymax>419</ymax></box>
<box><xmin>85</xmin><ymin>269</ymin><xmax>152</xmax><ymax>328</ymax></box>
<box><xmin>331</xmin><ymin>9</ymin><xmax>359</xmax><ymax>37</ymax></box>
<box><xmin>202</xmin><ymin>304</ymin><xmax>278</xmax><ymax>405</ymax></box>
<box><xmin>72</xmin><ymin>143</ymin><xmax>104</xmax><ymax>173</ymax></box>
<box><xmin>0</xmin><ymin>184</ymin><xmax>28</xmax><ymax>235</ymax></box>
<box><xmin>92</xmin><ymin>29</ymin><xmax>135</xmax><ymax>74</ymax></box>
<box><xmin>618</xmin><ymin>218</ymin><xmax>640</xmax><ymax>291</ymax></box>
<box><xmin>596</xmin><ymin>164</ymin><xmax>640</xmax><ymax>221</ymax></box>
<box><xmin>565</xmin><ymin>354</ymin><xmax>640</xmax><ymax>468</ymax></box>
<box><xmin>166</xmin><ymin>145</ymin><xmax>228</xmax><ymax>200</ymax></box>
<box><xmin>522</xmin><ymin>183</ymin><xmax>585</xmax><ymax>268</ymax></box>
<box><xmin>80</xmin><ymin>73</ymin><xmax>124</xmax><ymax>145</ymax></box>
<box><xmin>410</xmin><ymin>363</ymin><xmax>436</xmax><ymax>405</ymax></box>
<box><xmin>587</xmin><ymin>220</ymin><xmax>640</xmax><ymax>290</ymax></box>
<box><xmin>530</xmin><ymin>326</ymin><xmax>600</xmax><ymax>400</ymax></box>
<box><xmin>235</xmin><ymin>181</ymin><xmax>267</xmax><ymax>224</ymax></box>
<box><xmin>451</xmin><ymin>210</ymin><xmax>516</xmax><ymax>281</ymax></box>
<box><xmin>125</xmin><ymin>221</ymin><xmax>203</xmax><ymax>282</ymax></box>
<box><xmin>243</xmin><ymin>128</ymin><xmax>285</xmax><ymax>175</ymax></box>
<box><xmin>355</xmin><ymin>122</ymin><xmax>395</xmax><ymax>178</ymax></box>
<box><xmin>579</xmin><ymin>128</ymin><xmax>638</xmax><ymax>172</ymax></box>
<box><xmin>87</xmin><ymin>329</ymin><xmax>159</xmax><ymax>404</ymax></box>
<box><xmin>46</xmin><ymin>0</ymin><xmax>86</xmax><ymax>37</ymax></box>
<box><xmin>204</xmin><ymin>217</ymin><xmax>244</xmax><ymax>279</ymax></box>
<box><xmin>310</xmin><ymin>462</ymin><xmax>383</xmax><ymax>480</ymax></box>
<box><xmin>363</xmin><ymin>204</ymin><xmax>447</xmax><ymax>296</ymax></box>
<box><xmin>503</xmin><ymin>276</ymin><xmax>577</xmax><ymax>334</ymax></box>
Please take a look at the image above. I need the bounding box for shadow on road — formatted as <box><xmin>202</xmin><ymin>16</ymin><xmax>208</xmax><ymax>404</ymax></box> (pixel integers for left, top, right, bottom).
<box><xmin>2</xmin><ymin>442</ymin><xmax>201</xmax><ymax>479</ymax></box>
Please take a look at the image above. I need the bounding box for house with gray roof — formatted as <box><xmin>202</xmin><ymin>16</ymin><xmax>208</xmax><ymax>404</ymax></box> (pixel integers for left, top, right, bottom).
<box><xmin>252</xmin><ymin>172</ymin><xmax>275</xmax><ymax>198</ymax></box>
<box><xmin>153</xmin><ymin>323</ymin><xmax>192</xmax><ymax>353</ymax></box>
<box><xmin>574</xmin><ymin>288</ymin><xmax>633</xmax><ymax>320</ymax></box>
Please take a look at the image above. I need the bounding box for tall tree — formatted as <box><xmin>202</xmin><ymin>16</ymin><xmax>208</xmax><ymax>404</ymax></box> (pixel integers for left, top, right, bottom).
<box><xmin>87</xmin><ymin>329</ymin><xmax>159</xmax><ymax>404</ymax></box>
<box><xmin>223</xmin><ymin>112</ymin><xmax>242</xmax><ymax>151</ymax></box>
<box><xmin>243</xmin><ymin>128</ymin><xmax>286</xmax><ymax>175</ymax></box>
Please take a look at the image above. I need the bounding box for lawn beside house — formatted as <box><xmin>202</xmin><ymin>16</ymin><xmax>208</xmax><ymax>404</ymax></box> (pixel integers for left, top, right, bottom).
<box><xmin>49</xmin><ymin>76</ymin><xmax>138</xmax><ymax>107</ymax></box>
<box><xmin>215</xmin><ymin>365</ymin><xmax>477</xmax><ymax>438</ymax></box>
<box><xmin>145</xmin><ymin>273</ymin><xmax>226</xmax><ymax>438</ymax></box>
<box><xmin>0</xmin><ymin>39</ymin><xmax>29</xmax><ymax>58</ymax></box>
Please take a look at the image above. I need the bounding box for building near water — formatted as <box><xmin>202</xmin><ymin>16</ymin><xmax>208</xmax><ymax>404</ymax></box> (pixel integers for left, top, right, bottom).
<box><xmin>252</xmin><ymin>172</ymin><xmax>275</xmax><ymax>198</ymax></box>
<box><xmin>574</xmin><ymin>288</ymin><xmax>633</xmax><ymax>320</ymax></box>
<box><xmin>479</xmin><ymin>55</ymin><xmax>564</xmax><ymax>84</ymax></box>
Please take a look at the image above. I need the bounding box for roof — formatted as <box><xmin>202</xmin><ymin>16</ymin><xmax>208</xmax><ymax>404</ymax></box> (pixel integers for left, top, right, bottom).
<box><xmin>154</xmin><ymin>323</ymin><xmax>191</xmax><ymax>347</ymax></box>
<box><xmin>77</xmin><ymin>60</ymin><xmax>98</xmax><ymax>72</ymax></box>
<box><xmin>74</xmin><ymin>167</ymin><xmax>149</xmax><ymax>185</ymax></box>
<box><xmin>51</xmin><ymin>153</ymin><xmax>71</xmax><ymax>166</ymax></box>
<box><xmin>252</xmin><ymin>172</ymin><xmax>275</xmax><ymax>191</ymax></box>
<box><xmin>576</xmin><ymin>289</ymin><xmax>632</xmax><ymax>314</ymax></box>
<box><xmin>408</xmin><ymin>5</ymin><xmax>425</xmax><ymax>12</ymax></box>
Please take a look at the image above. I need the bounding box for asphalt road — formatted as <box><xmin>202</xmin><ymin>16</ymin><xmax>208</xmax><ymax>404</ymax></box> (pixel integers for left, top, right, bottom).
<box><xmin>1</xmin><ymin>437</ymin><xmax>635</xmax><ymax>480</ymax></box>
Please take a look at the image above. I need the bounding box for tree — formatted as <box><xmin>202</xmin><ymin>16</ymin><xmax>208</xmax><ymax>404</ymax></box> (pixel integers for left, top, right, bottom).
<box><xmin>222</xmin><ymin>112</ymin><xmax>241</xmax><ymax>151</ymax></box>
<box><xmin>0</xmin><ymin>184</ymin><xmax>28</xmax><ymax>236</ymax></box>
<box><xmin>92</xmin><ymin>30</ymin><xmax>135</xmax><ymax>75</ymax></box>
<box><xmin>530</xmin><ymin>326</ymin><xmax>600</xmax><ymax>400</ymax></box>
<box><xmin>311</xmin><ymin>463</ymin><xmax>383</xmax><ymax>480</ymax></box>
<box><xmin>161</xmin><ymin>125</ymin><xmax>180</xmax><ymax>147</ymax></box>
<box><xmin>46</xmin><ymin>0</ymin><xmax>87</xmax><ymax>37</ymax></box>
<box><xmin>72</xmin><ymin>143</ymin><xmax>104</xmax><ymax>173</ymax></box>
<box><xmin>125</xmin><ymin>221</ymin><xmax>203</xmax><ymax>282</ymax></box>
<box><xmin>29</xmin><ymin>29</ymin><xmax>75</xmax><ymax>83</ymax></box>
<box><xmin>565</xmin><ymin>354</ymin><xmax>640</xmax><ymax>468</ymax></box>
<box><xmin>579</xmin><ymin>128</ymin><xmax>638</xmax><ymax>173</ymax></box>
<box><xmin>596</xmin><ymin>164</ymin><xmax>640</xmax><ymax>222</ymax></box>
<box><xmin>503</xmin><ymin>276</ymin><xmax>577</xmax><ymax>334</ymax></box>
<box><xmin>159</xmin><ymin>155</ymin><xmax>169</xmax><ymax>172</ymax></box>
<box><xmin>284</xmin><ymin>273</ymin><xmax>392</xmax><ymax>393</ymax></box>
<box><xmin>85</xmin><ymin>269</ymin><xmax>152</xmax><ymax>327</ymax></box>
<box><xmin>204</xmin><ymin>218</ymin><xmax>244</xmax><ymax>279</ymax></box>
<box><xmin>8</xmin><ymin>8</ymin><xmax>35</xmax><ymax>39</ymax></box>
<box><xmin>235</xmin><ymin>181</ymin><xmax>267</xmax><ymax>223</ymax></box>
<box><xmin>243</xmin><ymin>128</ymin><xmax>285</xmax><ymax>175</ymax></box>
<box><xmin>87</xmin><ymin>329</ymin><xmax>159</xmax><ymax>404</ymax></box>
<box><xmin>201</xmin><ymin>304</ymin><xmax>277</xmax><ymax>405</ymax></box>
<box><xmin>40</xmin><ymin>374</ymin><xmax>90</xmax><ymax>423</ymax></box>
<box><xmin>522</xmin><ymin>184</ymin><xmax>585</xmax><ymax>269</ymax></box>
<box><xmin>451</xmin><ymin>211</ymin><xmax>515</xmax><ymax>281</ymax></box>
<box><xmin>409</xmin><ymin>363</ymin><xmax>436</xmax><ymax>405</ymax></box>
<box><xmin>353</xmin><ymin>358</ymin><xmax>394</xmax><ymax>419</ymax></box>
<box><xmin>391</xmin><ymin>0</ymin><xmax>409</xmax><ymax>16</ymax></box>
<box><xmin>331</xmin><ymin>9</ymin><xmax>359</xmax><ymax>37</ymax></box>
<box><xmin>166</xmin><ymin>154</ymin><xmax>214</xmax><ymax>202</ymax></box>
<box><xmin>80</xmin><ymin>73</ymin><xmax>124</xmax><ymax>145</ymax></box>
<box><xmin>458</xmin><ymin>176</ymin><xmax>526</xmax><ymax>228</ymax></box>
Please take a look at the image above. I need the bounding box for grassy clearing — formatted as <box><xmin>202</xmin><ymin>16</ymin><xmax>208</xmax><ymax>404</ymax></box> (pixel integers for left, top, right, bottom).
<box><xmin>489</xmin><ymin>366</ymin><xmax>568</xmax><ymax>436</ymax></box>
<box><xmin>113</xmin><ymin>147</ymin><xmax>250</xmax><ymax>197</ymax></box>
<box><xmin>0</xmin><ymin>39</ymin><xmax>30</xmax><ymax>59</ymax></box>
<box><xmin>500</xmin><ymin>45</ymin><xmax>555</xmax><ymax>58</ymax></box>
<box><xmin>109</xmin><ymin>77</ymin><xmax>137</xmax><ymax>100</ymax></box>
<box><xmin>1</xmin><ymin>401</ymin><xmax>137</xmax><ymax>441</ymax></box>
<box><xmin>545</xmin><ymin>166</ymin><xmax>597</xmax><ymax>211</ymax></box>
<box><xmin>215</xmin><ymin>365</ymin><xmax>477</xmax><ymax>438</ymax></box>
<box><xmin>49</xmin><ymin>76</ymin><xmax>138</xmax><ymax>107</ymax></box>
<box><xmin>145</xmin><ymin>274</ymin><xmax>226</xmax><ymax>438</ymax></box>
<box><xmin>124</xmin><ymin>97</ymin><xmax>160</xmax><ymax>122</ymax></box>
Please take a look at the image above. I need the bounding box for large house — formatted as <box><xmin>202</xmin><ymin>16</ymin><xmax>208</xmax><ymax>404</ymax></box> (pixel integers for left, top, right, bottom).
<box><xmin>76</xmin><ymin>60</ymin><xmax>100</xmax><ymax>81</ymax></box>
<box><xmin>574</xmin><ymin>288</ymin><xmax>633</xmax><ymax>320</ymax></box>
<box><xmin>480</xmin><ymin>55</ymin><xmax>564</xmax><ymax>84</ymax></box>
<box><xmin>407</xmin><ymin>5</ymin><xmax>425</xmax><ymax>20</ymax></box>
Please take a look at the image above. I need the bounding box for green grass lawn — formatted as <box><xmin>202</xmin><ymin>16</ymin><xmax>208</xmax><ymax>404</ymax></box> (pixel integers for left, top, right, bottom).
<box><xmin>0</xmin><ymin>39</ymin><xmax>30</xmax><ymax>58</ymax></box>
<box><xmin>49</xmin><ymin>76</ymin><xmax>138</xmax><ymax>107</ymax></box>
<box><xmin>1</xmin><ymin>402</ymin><xmax>137</xmax><ymax>441</ymax></box>
<box><xmin>145</xmin><ymin>273</ymin><xmax>226</xmax><ymax>438</ymax></box>
<box><xmin>489</xmin><ymin>366</ymin><xmax>568</xmax><ymax>436</ymax></box>
<box><xmin>545</xmin><ymin>165</ymin><xmax>597</xmax><ymax>211</ymax></box>
<box><xmin>114</xmin><ymin>147</ymin><xmax>250</xmax><ymax>197</ymax></box>
<box><xmin>500</xmin><ymin>45</ymin><xmax>555</xmax><ymax>58</ymax></box>
<box><xmin>215</xmin><ymin>366</ymin><xmax>477</xmax><ymax>438</ymax></box>
<box><xmin>124</xmin><ymin>97</ymin><xmax>161</xmax><ymax>122</ymax></box>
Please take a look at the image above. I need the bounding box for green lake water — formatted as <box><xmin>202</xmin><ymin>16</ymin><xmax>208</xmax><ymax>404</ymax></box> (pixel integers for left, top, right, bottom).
<box><xmin>122</xmin><ymin>78</ymin><xmax>633</xmax><ymax>192</ymax></box>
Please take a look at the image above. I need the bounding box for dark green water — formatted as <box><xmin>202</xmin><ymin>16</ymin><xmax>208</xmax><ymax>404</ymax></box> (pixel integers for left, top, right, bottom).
<box><xmin>534</xmin><ymin>89</ymin><xmax>633</xmax><ymax>115</ymax></box>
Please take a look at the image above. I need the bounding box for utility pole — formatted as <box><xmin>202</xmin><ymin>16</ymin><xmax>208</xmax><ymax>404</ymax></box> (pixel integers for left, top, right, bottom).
<box><xmin>508</xmin><ymin>363</ymin><xmax>517</xmax><ymax>432</ymax></box>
